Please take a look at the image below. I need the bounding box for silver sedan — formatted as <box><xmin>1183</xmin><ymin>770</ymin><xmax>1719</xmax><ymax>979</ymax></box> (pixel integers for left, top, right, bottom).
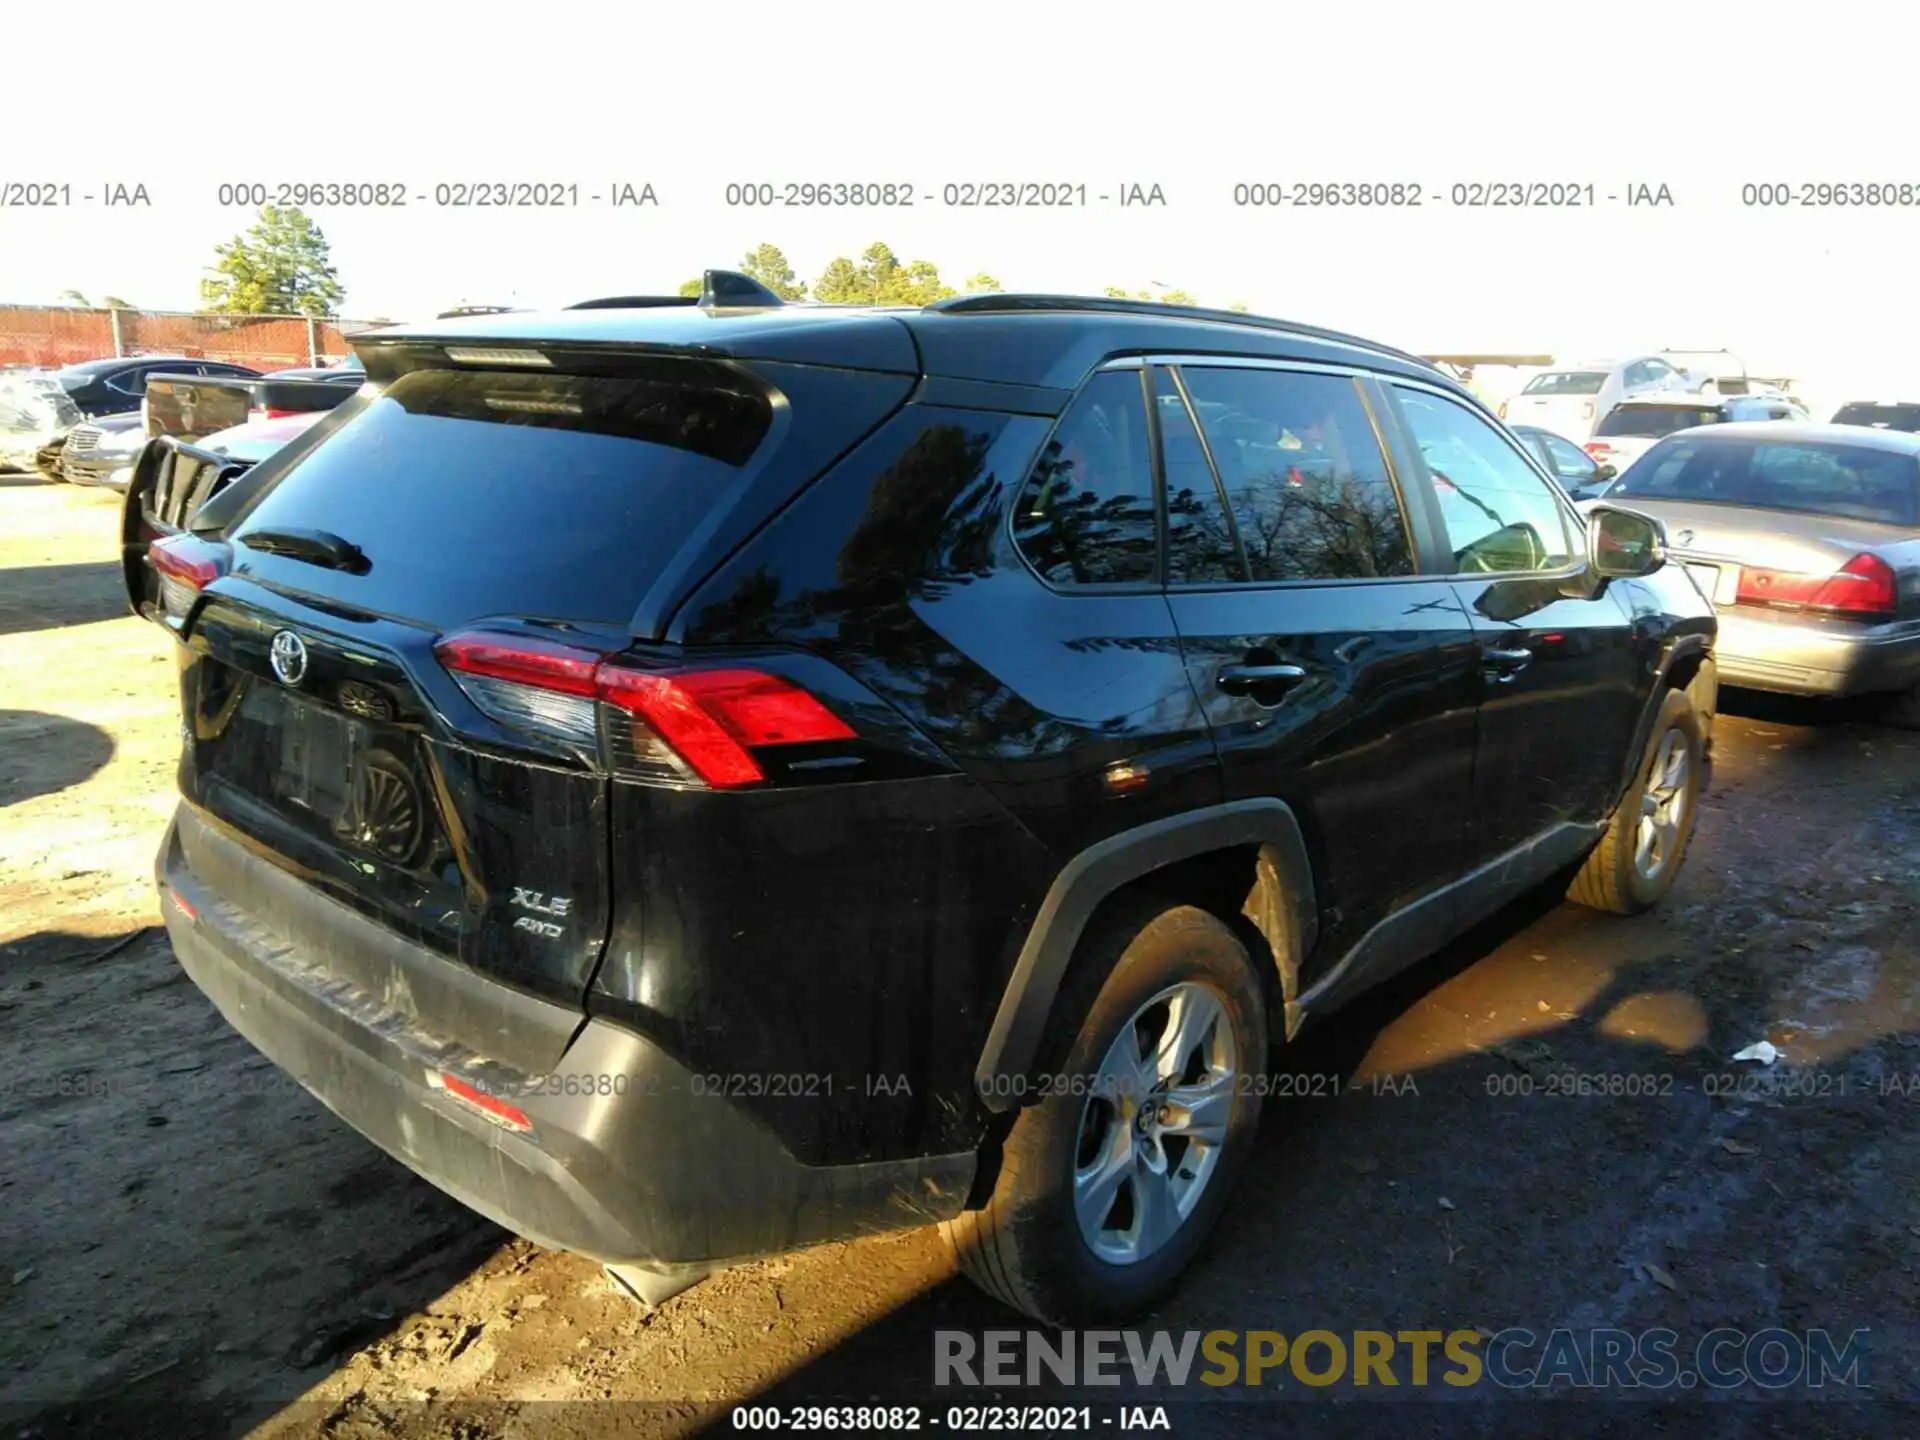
<box><xmin>1599</xmin><ymin>422</ymin><xmax>1920</xmax><ymax>720</ymax></box>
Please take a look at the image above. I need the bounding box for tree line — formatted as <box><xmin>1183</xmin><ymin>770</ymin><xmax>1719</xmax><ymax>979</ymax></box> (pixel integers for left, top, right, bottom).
<box><xmin>684</xmin><ymin>243</ymin><xmax>1246</xmax><ymax>311</ymax></box>
<box><xmin>69</xmin><ymin>212</ymin><xmax>1250</xmax><ymax>319</ymax></box>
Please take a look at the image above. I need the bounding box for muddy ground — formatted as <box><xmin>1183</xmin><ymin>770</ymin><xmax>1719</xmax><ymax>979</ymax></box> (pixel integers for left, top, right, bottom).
<box><xmin>1</xmin><ymin>477</ymin><xmax>1916</xmax><ymax>1438</ymax></box>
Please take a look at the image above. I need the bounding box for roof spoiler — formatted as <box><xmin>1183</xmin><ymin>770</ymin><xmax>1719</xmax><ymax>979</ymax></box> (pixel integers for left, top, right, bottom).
<box><xmin>567</xmin><ymin>269</ymin><xmax>785</xmax><ymax>312</ymax></box>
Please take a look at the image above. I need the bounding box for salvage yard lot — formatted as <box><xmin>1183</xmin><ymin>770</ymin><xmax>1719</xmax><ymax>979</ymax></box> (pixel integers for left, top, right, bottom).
<box><xmin>2</xmin><ymin>479</ymin><xmax>1917</xmax><ymax>1437</ymax></box>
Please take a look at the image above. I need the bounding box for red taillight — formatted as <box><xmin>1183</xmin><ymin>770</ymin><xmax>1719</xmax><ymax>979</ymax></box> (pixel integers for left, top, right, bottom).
<box><xmin>433</xmin><ymin>631</ymin><xmax>601</xmax><ymax>696</ymax></box>
<box><xmin>598</xmin><ymin>667</ymin><xmax>856</xmax><ymax>788</ymax></box>
<box><xmin>148</xmin><ymin>533</ymin><xmax>229</xmax><ymax>624</ymax></box>
<box><xmin>165</xmin><ymin>886</ymin><xmax>197</xmax><ymax>921</ymax></box>
<box><xmin>1585</xmin><ymin>441</ymin><xmax>1613</xmax><ymax>459</ymax></box>
<box><xmin>429</xmin><ymin>1072</ymin><xmax>533</xmax><ymax>1133</ymax></box>
<box><xmin>433</xmin><ymin>631</ymin><xmax>856</xmax><ymax>788</ymax></box>
<box><xmin>1735</xmin><ymin>553</ymin><xmax>1897</xmax><ymax>618</ymax></box>
<box><xmin>249</xmin><ymin>406</ymin><xmax>300</xmax><ymax>422</ymax></box>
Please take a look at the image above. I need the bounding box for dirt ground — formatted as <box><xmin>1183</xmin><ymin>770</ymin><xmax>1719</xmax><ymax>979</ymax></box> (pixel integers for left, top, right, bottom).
<box><xmin>2</xmin><ymin>477</ymin><xmax>1916</xmax><ymax>1438</ymax></box>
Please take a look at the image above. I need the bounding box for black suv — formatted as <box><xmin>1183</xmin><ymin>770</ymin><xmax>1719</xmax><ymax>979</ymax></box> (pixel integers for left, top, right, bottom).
<box><xmin>133</xmin><ymin>274</ymin><xmax>1717</xmax><ymax>1325</ymax></box>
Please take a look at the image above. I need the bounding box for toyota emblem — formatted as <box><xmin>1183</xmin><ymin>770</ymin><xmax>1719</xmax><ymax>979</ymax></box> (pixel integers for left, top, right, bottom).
<box><xmin>270</xmin><ymin>630</ymin><xmax>309</xmax><ymax>687</ymax></box>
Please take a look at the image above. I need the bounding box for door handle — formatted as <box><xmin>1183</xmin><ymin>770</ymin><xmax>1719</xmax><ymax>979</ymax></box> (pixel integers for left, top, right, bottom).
<box><xmin>1217</xmin><ymin>663</ymin><xmax>1308</xmax><ymax>702</ymax></box>
<box><xmin>1480</xmin><ymin>644</ymin><xmax>1533</xmax><ymax>683</ymax></box>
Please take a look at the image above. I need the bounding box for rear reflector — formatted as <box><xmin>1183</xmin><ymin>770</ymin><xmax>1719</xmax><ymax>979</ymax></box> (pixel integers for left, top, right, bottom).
<box><xmin>1735</xmin><ymin>552</ymin><xmax>1897</xmax><ymax>618</ymax></box>
<box><xmin>429</xmin><ymin>1071</ymin><xmax>533</xmax><ymax>1133</ymax></box>
<box><xmin>434</xmin><ymin>631</ymin><xmax>856</xmax><ymax>787</ymax></box>
<box><xmin>165</xmin><ymin>886</ymin><xmax>197</xmax><ymax>921</ymax></box>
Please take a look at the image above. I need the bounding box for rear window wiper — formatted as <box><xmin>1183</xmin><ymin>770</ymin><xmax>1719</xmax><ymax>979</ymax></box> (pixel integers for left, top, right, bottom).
<box><xmin>239</xmin><ymin>526</ymin><xmax>370</xmax><ymax>574</ymax></box>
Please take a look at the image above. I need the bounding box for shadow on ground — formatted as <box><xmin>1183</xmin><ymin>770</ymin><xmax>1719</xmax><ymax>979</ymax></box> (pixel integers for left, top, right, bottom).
<box><xmin>0</xmin><ymin>709</ymin><xmax>114</xmax><ymax>806</ymax></box>
<box><xmin>0</xmin><ymin>561</ymin><xmax>128</xmax><ymax>636</ymax></box>
<box><xmin>0</xmin><ymin>928</ymin><xmax>510</xmax><ymax>1439</ymax></box>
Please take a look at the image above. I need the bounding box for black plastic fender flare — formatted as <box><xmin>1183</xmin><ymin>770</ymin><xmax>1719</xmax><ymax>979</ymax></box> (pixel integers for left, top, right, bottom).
<box><xmin>974</xmin><ymin>798</ymin><xmax>1318</xmax><ymax>1113</ymax></box>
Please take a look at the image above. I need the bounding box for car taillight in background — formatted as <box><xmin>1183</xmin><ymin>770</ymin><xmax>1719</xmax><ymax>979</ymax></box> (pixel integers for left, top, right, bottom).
<box><xmin>147</xmin><ymin>533</ymin><xmax>230</xmax><ymax>626</ymax></box>
<box><xmin>248</xmin><ymin>406</ymin><xmax>302</xmax><ymax>423</ymax></box>
<box><xmin>434</xmin><ymin>631</ymin><xmax>857</xmax><ymax>787</ymax></box>
<box><xmin>1734</xmin><ymin>553</ymin><xmax>1898</xmax><ymax>620</ymax></box>
<box><xmin>1585</xmin><ymin>441</ymin><xmax>1614</xmax><ymax>461</ymax></box>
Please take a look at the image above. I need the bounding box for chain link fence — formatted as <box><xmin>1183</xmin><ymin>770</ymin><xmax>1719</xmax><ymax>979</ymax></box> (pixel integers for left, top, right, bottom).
<box><xmin>0</xmin><ymin>306</ymin><xmax>396</xmax><ymax>371</ymax></box>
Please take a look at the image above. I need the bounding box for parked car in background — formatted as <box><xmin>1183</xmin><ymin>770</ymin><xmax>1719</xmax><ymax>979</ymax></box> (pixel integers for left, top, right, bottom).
<box><xmin>265</xmin><ymin>356</ymin><xmax>367</xmax><ymax>384</ymax></box>
<box><xmin>1585</xmin><ymin>392</ymin><xmax>1809</xmax><ymax>476</ymax></box>
<box><xmin>1510</xmin><ymin>423</ymin><xmax>1617</xmax><ymax>500</ymax></box>
<box><xmin>1604</xmin><ymin>423</ymin><xmax>1920</xmax><ymax>720</ymax></box>
<box><xmin>60</xmin><ymin>413</ymin><xmax>149</xmax><ymax>487</ymax></box>
<box><xmin>1830</xmin><ymin>399</ymin><xmax>1920</xmax><ymax>433</ymax></box>
<box><xmin>131</xmin><ymin>275</ymin><xmax>1716</xmax><ymax>1327</ymax></box>
<box><xmin>142</xmin><ymin>367</ymin><xmax>362</xmax><ymax>444</ymax></box>
<box><xmin>0</xmin><ymin>355</ymin><xmax>262</xmax><ymax>473</ymax></box>
<box><xmin>1498</xmin><ymin>355</ymin><xmax>1702</xmax><ymax>440</ymax></box>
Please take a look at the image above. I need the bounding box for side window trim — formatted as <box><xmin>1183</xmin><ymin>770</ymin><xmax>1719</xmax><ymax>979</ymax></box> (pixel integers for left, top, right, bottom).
<box><xmin>1158</xmin><ymin>365</ymin><xmax>1250</xmax><ymax>584</ymax></box>
<box><xmin>1122</xmin><ymin>356</ymin><xmax>1431</xmax><ymax>588</ymax></box>
<box><xmin>1383</xmin><ymin>378</ymin><xmax>1590</xmax><ymax>579</ymax></box>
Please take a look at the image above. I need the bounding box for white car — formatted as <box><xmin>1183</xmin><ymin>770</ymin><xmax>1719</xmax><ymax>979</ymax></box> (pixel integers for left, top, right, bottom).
<box><xmin>1585</xmin><ymin>391</ymin><xmax>1810</xmax><ymax>476</ymax></box>
<box><xmin>1498</xmin><ymin>354</ymin><xmax>1702</xmax><ymax>440</ymax></box>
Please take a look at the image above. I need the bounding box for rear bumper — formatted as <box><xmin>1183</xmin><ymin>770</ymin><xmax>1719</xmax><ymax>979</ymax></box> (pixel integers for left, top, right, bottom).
<box><xmin>1713</xmin><ymin>607</ymin><xmax>1920</xmax><ymax>697</ymax></box>
<box><xmin>157</xmin><ymin>806</ymin><xmax>974</xmax><ymax>1269</ymax></box>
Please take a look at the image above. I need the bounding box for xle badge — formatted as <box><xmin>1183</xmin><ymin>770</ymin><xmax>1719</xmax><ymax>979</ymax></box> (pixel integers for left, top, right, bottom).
<box><xmin>511</xmin><ymin>888</ymin><xmax>572</xmax><ymax>939</ymax></box>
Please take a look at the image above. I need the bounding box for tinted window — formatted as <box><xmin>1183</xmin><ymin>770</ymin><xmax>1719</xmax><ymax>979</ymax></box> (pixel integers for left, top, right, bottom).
<box><xmin>1521</xmin><ymin>371</ymin><xmax>1606</xmax><ymax>396</ymax></box>
<box><xmin>1179</xmin><ymin>367</ymin><xmax>1412</xmax><ymax>581</ymax></box>
<box><xmin>1597</xmin><ymin>404</ymin><xmax>1721</xmax><ymax>438</ymax></box>
<box><xmin>1395</xmin><ymin>387</ymin><xmax>1573</xmax><ymax>573</ymax></box>
<box><xmin>1539</xmin><ymin>432</ymin><xmax>1598</xmax><ymax>479</ymax></box>
<box><xmin>231</xmin><ymin>363</ymin><xmax>777</xmax><ymax>627</ymax></box>
<box><xmin>1153</xmin><ymin>370</ymin><xmax>1242</xmax><ymax>585</ymax></box>
<box><xmin>1832</xmin><ymin>403</ymin><xmax>1920</xmax><ymax>431</ymax></box>
<box><xmin>1012</xmin><ymin>369</ymin><xmax>1157</xmax><ymax>586</ymax></box>
<box><xmin>1611</xmin><ymin>437</ymin><xmax>1920</xmax><ymax>525</ymax></box>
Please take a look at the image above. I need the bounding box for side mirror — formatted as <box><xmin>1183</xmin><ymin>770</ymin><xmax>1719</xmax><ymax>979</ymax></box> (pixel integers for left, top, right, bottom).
<box><xmin>1593</xmin><ymin>462</ymin><xmax>1618</xmax><ymax>481</ymax></box>
<box><xmin>1587</xmin><ymin>503</ymin><xmax>1667</xmax><ymax>579</ymax></box>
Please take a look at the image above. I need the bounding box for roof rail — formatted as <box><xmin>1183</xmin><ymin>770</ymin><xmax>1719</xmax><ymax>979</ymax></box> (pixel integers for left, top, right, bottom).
<box><xmin>924</xmin><ymin>293</ymin><xmax>1440</xmax><ymax>372</ymax></box>
<box><xmin>567</xmin><ymin>269</ymin><xmax>787</xmax><ymax>313</ymax></box>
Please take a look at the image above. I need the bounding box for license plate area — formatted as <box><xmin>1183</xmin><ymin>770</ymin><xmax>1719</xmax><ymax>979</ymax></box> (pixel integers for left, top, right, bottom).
<box><xmin>212</xmin><ymin>681</ymin><xmax>432</xmax><ymax>869</ymax></box>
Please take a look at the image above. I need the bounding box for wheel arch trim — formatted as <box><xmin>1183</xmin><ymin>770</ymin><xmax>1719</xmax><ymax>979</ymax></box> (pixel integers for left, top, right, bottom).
<box><xmin>974</xmin><ymin>798</ymin><xmax>1317</xmax><ymax>1114</ymax></box>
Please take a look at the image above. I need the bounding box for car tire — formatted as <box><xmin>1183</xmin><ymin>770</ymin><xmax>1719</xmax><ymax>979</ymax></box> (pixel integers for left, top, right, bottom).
<box><xmin>1567</xmin><ymin>688</ymin><xmax>1704</xmax><ymax>915</ymax></box>
<box><xmin>943</xmin><ymin>900</ymin><xmax>1267</xmax><ymax>1326</ymax></box>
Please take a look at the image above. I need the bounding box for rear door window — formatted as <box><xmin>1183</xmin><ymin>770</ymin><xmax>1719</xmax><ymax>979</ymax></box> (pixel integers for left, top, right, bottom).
<box><xmin>1012</xmin><ymin>369</ymin><xmax>1158</xmax><ymax>586</ymax></box>
<box><xmin>1178</xmin><ymin>366</ymin><xmax>1414</xmax><ymax>581</ymax></box>
<box><xmin>1612</xmin><ymin>438</ymin><xmax>1920</xmax><ymax>525</ymax></box>
<box><xmin>1521</xmin><ymin>371</ymin><xmax>1606</xmax><ymax>396</ymax></box>
<box><xmin>229</xmin><ymin>363</ymin><xmax>777</xmax><ymax>627</ymax></box>
<box><xmin>1596</xmin><ymin>404</ymin><xmax>1721</xmax><ymax>438</ymax></box>
<box><xmin>1538</xmin><ymin>432</ymin><xmax>1599</xmax><ymax>480</ymax></box>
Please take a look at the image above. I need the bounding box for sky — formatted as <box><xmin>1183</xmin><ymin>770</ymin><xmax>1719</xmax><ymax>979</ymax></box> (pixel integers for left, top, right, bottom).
<box><xmin>3</xmin><ymin>0</ymin><xmax>1916</xmax><ymax>408</ymax></box>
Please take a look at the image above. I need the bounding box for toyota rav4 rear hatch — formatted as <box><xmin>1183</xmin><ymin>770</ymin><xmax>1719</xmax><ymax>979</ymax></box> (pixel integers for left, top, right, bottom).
<box><xmin>158</xmin><ymin>346</ymin><xmax>913</xmax><ymax>1023</ymax></box>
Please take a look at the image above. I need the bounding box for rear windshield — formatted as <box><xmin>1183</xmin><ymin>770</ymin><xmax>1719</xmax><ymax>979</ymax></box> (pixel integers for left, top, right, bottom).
<box><xmin>1521</xmin><ymin>371</ymin><xmax>1606</xmax><ymax>396</ymax></box>
<box><xmin>1611</xmin><ymin>436</ymin><xmax>1920</xmax><ymax>525</ymax></box>
<box><xmin>229</xmin><ymin>365</ymin><xmax>774</xmax><ymax>628</ymax></box>
<box><xmin>1596</xmin><ymin>404</ymin><xmax>1721</xmax><ymax>438</ymax></box>
<box><xmin>1832</xmin><ymin>402</ymin><xmax>1920</xmax><ymax>432</ymax></box>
